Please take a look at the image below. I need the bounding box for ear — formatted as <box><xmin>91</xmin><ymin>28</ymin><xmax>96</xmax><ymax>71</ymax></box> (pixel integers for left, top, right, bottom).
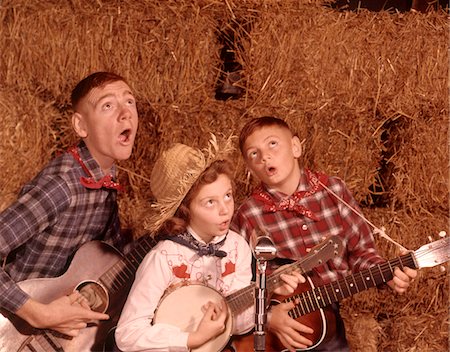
<box><xmin>72</xmin><ymin>112</ymin><xmax>88</xmax><ymax>138</ymax></box>
<box><xmin>292</xmin><ymin>136</ymin><xmax>302</xmax><ymax>158</ymax></box>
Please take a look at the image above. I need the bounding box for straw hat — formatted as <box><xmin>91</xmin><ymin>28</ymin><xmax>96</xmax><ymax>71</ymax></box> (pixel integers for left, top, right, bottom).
<box><xmin>146</xmin><ymin>134</ymin><xmax>235</xmax><ymax>234</ymax></box>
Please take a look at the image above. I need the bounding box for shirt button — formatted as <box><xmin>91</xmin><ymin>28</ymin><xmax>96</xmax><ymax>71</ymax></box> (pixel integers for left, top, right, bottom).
<box><xmin>302</xmin><ymin>224</ymin><xmax>308</xmax><ymax>231</ymax></box>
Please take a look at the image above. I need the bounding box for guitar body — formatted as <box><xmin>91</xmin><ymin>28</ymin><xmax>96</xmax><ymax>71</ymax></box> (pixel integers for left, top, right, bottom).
<box><xmin>232</xmin><ymin>277</ymin><xmax>337</xmax><ymax>352</ymax></box>
<box><xmin>0</xmin><ymin>241</ymin><xmax>132</xmax><ymax>352</ymax></box>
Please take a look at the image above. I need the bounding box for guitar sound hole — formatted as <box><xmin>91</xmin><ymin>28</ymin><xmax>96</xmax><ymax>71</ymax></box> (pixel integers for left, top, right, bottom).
<box><xmin>75</xmin><ymin>281</ymin><xmax>109</xmax><ymax>313</ymax></box>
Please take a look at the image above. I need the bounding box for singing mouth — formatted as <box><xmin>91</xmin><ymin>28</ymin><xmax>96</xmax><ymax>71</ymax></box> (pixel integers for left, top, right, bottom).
<box><xmin>266</xmin><ymin>166</ymin><xmax>277</xmax><ymax>176</ymax></box>
<box><xmin>119</xmin><ymin>128</ymin><xmax>133</xmax><ymax>144</ymax></box>
<box><xmin>219</xmin><ymin>219</ymin><xmax>230</xmax><ymax>228</ymax></box>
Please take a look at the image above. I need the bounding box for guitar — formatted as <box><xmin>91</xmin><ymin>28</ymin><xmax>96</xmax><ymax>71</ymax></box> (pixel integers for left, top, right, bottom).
<box><xmin>232</xmin><ymin>236</ymin><xmax>450</xmax><ymax>352</ymax></box>
<box><xmin>151</xmin><ymin>235</ymin><xmax>344</xmax><ymax>352</ymax></box>
<box><xmin>0</xmin><ymin>235</ymin><xmax>157</xmax><ymax>352</ymax></box>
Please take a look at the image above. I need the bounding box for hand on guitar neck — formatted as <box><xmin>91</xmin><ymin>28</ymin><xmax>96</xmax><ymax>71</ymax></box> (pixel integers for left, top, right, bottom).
<box><xmin>386</xmin><ymin>265</ymin><xmax>417</xmax><ymax>294</ymax></box>
<box><xmin>15</xmin><ymin>290</ymin><xmax>110</xmax><ymax>338</ymax></box>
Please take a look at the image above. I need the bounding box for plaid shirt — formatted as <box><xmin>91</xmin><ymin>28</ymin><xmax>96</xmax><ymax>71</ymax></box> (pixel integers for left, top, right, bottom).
<box><xmin>232</xmin><ymin>168</ymin><xmax>384</xmax><ymax>284</ymax></box>
<box><xmin>0</xmin><ymin>141</ymin><xmax>125</xmax><ymax>313</ymax></box>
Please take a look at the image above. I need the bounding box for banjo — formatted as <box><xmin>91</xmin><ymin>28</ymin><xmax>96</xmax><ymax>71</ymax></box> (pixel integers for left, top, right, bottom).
<box><xmin>153</xmin><ymin>235</ymin><xmax>343</xmax><ymax>352</ymax></box>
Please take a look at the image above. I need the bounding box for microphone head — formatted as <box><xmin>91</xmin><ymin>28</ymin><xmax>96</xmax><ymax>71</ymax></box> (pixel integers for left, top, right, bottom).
<box><xmin>251</xmin><ymin>227</ymin><xmax>277</xmax><ymax>260</ymax></box>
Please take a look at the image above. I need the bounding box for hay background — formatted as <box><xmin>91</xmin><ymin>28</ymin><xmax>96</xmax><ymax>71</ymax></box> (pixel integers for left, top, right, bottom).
<box><xmin>0</xmin><ymin>1</ymin><xmax>447</xmax><ymax>351</ymax></box>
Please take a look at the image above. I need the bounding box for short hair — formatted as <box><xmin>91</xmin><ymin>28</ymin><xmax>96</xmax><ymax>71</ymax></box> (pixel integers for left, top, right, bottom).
<box><xmin>238</xmin><ymin>116</ymin><xmax>292</xmax><ymax>154</ymax></box>
<box><xmin>71</xmin><ymin>71</ymin><xmax>127</xmax><ymax>112</ymax></box>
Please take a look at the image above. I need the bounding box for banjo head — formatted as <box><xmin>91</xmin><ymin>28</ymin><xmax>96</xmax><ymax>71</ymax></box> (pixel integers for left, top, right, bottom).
<box><xmin>153</xmin><ymin>283</ymin><xmax>233</xmax><ymax>352</ymax></box>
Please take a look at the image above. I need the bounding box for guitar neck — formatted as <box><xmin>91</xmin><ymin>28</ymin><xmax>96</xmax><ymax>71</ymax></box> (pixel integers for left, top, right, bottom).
<box><xmin>287</xmin><ymin>252</ymin><xmax>416</xmax><ymax>319</ymax></box>
<box><xmin>99</xmin><ymin>235</ymin><xmax>158</xmax><ymax>293</ymax></box>
<box><xmin>225</xmin><ymin>237</ymin><xmax>342</xmax><ymax>315</ymax></box>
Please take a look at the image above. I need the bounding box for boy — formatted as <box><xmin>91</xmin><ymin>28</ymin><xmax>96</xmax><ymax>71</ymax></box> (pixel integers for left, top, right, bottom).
<box><xmin>0</xmin><ymin>72</ymin><xmax>138</xmax><ymax>338</ymax></box>
<box><xmin>232</xmin><ymin>116</ymin><xmax>417</xmax><ymax>351</ymax></box>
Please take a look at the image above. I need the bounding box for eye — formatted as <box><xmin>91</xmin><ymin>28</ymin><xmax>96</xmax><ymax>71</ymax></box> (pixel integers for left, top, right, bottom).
<box><xmin>127</xmin><ymin>97</ymin><xmax>136</xmax><ymax>105</ymax></box>
<box><xmin>225</xmin><ymin>192</ymin><xmax>233</xmax><ymax>201</ymax></box>
<box><xmin>247</xmin><ymin>150</ymin><xmax>258</xmax><ymax>160</ymax></box>
<box><xmin>102</xmin><ymin>102</ymin><xmax>113</xmax><ymax>110</ymax></box>
<box><xmin>269</xmin><ymin>140</ymin><xmax>278</xmax><ymax>148</ymax></box>
<box><xmin>205</xmin><ymin>199</ymin><xmax>215</xmax><ymax>207</ymax></box>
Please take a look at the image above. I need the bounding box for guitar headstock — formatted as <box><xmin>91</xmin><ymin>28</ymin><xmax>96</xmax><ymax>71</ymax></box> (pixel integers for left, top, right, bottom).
<box><xmin>293</xmin><ymin>235</ymin><xmax>344</xmax><ymax>273</ymax></box>
<box><xmin>414</xmin><ymin>232</ymin><xmax>449</xmax><ymax>269</ymax></box>
<box><xmin>267</xmin><ymin>235</ymin><xmax>344</xmax><ymax>290</ymax></box>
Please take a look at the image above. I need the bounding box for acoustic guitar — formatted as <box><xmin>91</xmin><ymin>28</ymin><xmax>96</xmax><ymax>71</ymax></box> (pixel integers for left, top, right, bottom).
<box><xmin>232</xmin><ymin>236</ymin><xmax>450</xmax><ymax>352</ymax></box>
<box><xmin>0</xmin><ymin>235</ymin><xmax>157</xmax><ymax>352</ymax></box>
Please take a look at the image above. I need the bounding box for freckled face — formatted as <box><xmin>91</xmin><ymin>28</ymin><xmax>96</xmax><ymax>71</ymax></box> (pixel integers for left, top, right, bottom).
<box><xmin>243</xmin><ymin>125</ymin><xmax>302</xmax><ymax>195</ymax></box>
<box><xmin>188</xmin><ymin>174</ymin><xmax>234</xmax><ymax>244</ymax></box>
<box><xmin>73</xmin><ymin>80</ymin><xmax>139</xmax><ymax>172</ymax></box>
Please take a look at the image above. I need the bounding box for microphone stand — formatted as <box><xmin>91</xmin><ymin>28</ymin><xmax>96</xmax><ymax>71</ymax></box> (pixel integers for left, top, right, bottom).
<box><xmin>253</xmin><ymin>235</ymin><xmax>277</xmax><ymax>352</ymax></box>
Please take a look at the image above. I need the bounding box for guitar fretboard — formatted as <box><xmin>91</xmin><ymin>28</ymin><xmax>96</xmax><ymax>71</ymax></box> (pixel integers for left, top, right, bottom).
<box><xmin>287</xmin><ymin>252</ymin><xmax>416</xmax><ymax>319</ymax></box>
<box><xmin>226</xmin><ymin>236</ymin><xmax>342</xmax><ymax>315</ymax></box>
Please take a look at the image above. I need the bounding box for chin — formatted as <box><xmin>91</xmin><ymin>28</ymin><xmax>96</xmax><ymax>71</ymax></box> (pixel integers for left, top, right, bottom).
<box><xmin>217</xmin><ymin>227</ymin><xmax>230</xmax><ymax>235</ymax></box>
<box><xmin>115</xmin><ymin>149</ymin><xmax>133</xmax><ymax>161</ymax></box>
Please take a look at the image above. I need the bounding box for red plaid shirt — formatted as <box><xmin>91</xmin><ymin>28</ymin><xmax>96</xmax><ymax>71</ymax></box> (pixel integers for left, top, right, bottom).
<box><xmin>232</xmin><ymin>168</ymin><xmax>384</xmax><ymax>284</ymax></box>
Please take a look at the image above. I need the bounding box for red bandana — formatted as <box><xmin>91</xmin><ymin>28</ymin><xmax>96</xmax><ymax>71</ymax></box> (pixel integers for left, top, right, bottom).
<box><xmin>253</xmin><ymin>169</ymin><xmax>327</xmax><ymax>221</ymax></box>
<box><xmin>68</xmin><ymin>146</ymin><xmax>123</xmax><ymax>192</ymax></box>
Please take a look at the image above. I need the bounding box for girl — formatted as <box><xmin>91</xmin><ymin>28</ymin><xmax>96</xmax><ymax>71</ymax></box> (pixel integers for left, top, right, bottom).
<box><xmin>115</xmin><ymin>135</ymin><xmax>302</xmax><ymax>351</ymax></box>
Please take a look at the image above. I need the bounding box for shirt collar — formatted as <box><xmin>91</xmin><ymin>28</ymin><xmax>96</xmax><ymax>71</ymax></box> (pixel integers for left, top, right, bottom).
<box><xmin>187</xmin><ymin>225</ymin><xmax>227</xmax><ymax>245</ymax></box>
<box><xmin>259</xmin><ymin>168</ymin><xmax>323</xmax><ymax>201</ymax></box>
<box><xmin>77</xmin><ymin>140</ymin><xmax>117</xmax><ymax>180</ymax></box>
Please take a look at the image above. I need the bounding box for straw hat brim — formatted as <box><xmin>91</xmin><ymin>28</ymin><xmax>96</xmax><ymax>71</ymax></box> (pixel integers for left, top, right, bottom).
<box><xmin>145</xmin><ymin>134</ymin><xmax>236</xmax><ymax>235</ymax></box>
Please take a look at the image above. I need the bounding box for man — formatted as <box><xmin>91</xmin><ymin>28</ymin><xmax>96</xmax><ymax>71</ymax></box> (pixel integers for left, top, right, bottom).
<box><xmin>0</xmin><ymin>71</ymin><xmax>138</xmax><ymax>340</ymax></box>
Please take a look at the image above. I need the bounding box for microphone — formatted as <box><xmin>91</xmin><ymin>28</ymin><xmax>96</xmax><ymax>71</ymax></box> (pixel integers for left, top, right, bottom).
<box><xmin>251</xmin><ymin>227</ymin><xmax>276</xmax><ymax>352</ymax></box>
<box><xmin>251</xmin><ymin>227</ymin><xmax>277</xmax><ymax>260</ymax></box>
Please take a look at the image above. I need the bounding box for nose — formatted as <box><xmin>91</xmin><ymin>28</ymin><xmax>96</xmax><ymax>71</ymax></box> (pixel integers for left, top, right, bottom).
<box><xmin>261</xmin><ymin>151</ymin><xmax>271</xmax><ymax>163</ymax></box>
<box><xmin>118</xmin><ymin>104</ymin><xmax>132</xmax><ymax>121</ymax></box>
<box><xmin>218</xmin><ymin>201</ymin><xmax>231</xmax><ymax>216</ymax></box>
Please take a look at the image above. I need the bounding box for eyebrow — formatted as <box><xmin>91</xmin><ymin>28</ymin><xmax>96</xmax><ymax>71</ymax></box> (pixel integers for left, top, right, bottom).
<box><xmin>245</xmin><ymin>134</ymin><xmax>279</xmax><ymax>150</ymax></box>
<box><xmin>91</xmin><ymin>89</ymin><xmax>135</xmax><ymax>108</ymax></box>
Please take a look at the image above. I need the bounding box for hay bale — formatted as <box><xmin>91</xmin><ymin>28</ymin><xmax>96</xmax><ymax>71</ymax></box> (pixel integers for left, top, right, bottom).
<box><xmin>343</xmin><ymin>313</ymin><xmax>381</xmax><ymax>352</ymax></box>
<box><xmin>0</xmin><ymin>0</ymin><xmax>224</xmax><ymax>106</ymax></box>
<box><xmin>340</xmin><ymin>207</ymin><xmax>449</xmax><ymax>351</ymax></box>
<box><xmin>230</xmin><ymin>3</ymin><xmax>447</xmax><ymax>203</ymax></box>
<box><xmin>0</xmin><ymin>88</ymin><xmax>70</xmax><ymax>211</ymax></box>
<box><xmin>0</xmin><ymin>1</ymin><xmax>447</xmax><ymax>351</ymax></box>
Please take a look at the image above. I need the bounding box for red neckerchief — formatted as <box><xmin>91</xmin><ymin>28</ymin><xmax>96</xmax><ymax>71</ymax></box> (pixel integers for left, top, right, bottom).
<box><xmin>253</xmin><ymin>169</ymin><xmax>328</xmax><ymax>221</ymax></box>
<box><xmin>68</xmin><ymin>146</ymin><xmax>123</xmax><ymax>192</ymax></box>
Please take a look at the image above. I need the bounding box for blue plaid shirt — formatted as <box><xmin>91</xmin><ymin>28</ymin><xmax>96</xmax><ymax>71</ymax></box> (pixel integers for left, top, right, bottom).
<box><xmin>0</xmin><ymin>141</ymin><xmax>126</xmax><ymax>313</ymax></box>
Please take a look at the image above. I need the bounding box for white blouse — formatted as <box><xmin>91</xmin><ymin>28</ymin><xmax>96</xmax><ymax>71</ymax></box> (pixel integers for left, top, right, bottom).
<box><xmin>115</xmin><ymin>228</ymin><xmax>254</xmax><ymax>352</ymax></box>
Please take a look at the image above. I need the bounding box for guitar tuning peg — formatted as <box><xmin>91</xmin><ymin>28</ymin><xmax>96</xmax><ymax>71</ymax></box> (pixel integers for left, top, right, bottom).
<box><xmin>438</xmin><ymin>231</ymin><xmax>446</xmax><ymax>238</ymax></box>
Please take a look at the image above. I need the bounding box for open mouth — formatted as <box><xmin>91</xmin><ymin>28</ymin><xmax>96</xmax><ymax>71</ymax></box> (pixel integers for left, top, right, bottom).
<box><xmin>119</xmin><ymin>128</ymin><xmax>132</xmax><ymax>143</ymax></box>
<box><xmin>219</xmin><ymin>220</ymin><xmax>230</xmax><ymax>229</ymax></box>
<box><xmin>266</xmin><ymin>166</ymin><xmax>277</xmax><ymax>176</ymax></box>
